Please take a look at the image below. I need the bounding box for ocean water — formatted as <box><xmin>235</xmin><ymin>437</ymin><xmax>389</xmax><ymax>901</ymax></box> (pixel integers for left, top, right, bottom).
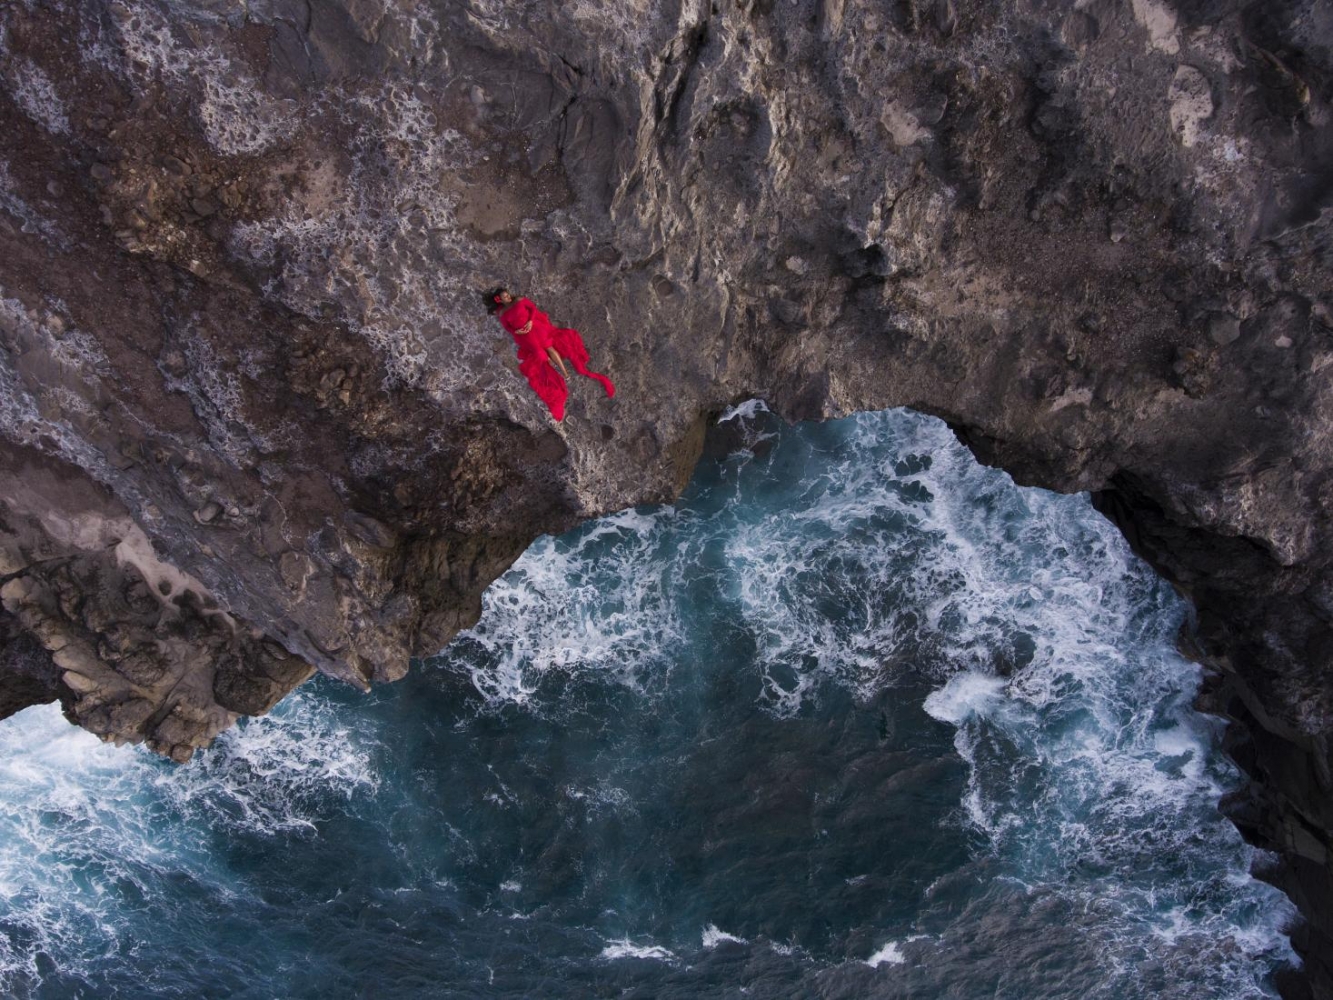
<box><xmin>0</xmin><ymin>406</ymin><xmax>1299</xmax><ymax>999</ymax></box>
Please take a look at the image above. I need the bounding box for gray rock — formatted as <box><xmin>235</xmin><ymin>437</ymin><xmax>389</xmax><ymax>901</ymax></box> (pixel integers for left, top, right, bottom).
<box><xmin>2</xmin><ymin>2</ymin><xmax>1333</xmax><ymax>991</ymax></box>
<box><xmin>193</xmin><ymin>501</ymin><xmax>223</xmax><ymax>524</ymax></box>
<box><xmin>1208</xmin><ymin>312</ymin><xmax>1242</xmax><ymax>346</ymax></box>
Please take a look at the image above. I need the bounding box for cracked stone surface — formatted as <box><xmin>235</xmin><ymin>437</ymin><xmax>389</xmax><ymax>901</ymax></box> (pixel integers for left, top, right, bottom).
<box><xmin>1</xmin><ymin>0</ymin><xmax>1331</xmax><ymax>992</ymax></box>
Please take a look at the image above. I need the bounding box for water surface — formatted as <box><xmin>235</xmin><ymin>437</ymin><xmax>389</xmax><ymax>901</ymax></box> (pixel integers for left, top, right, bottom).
<box><xmin>0</xmin><ymin>406</ymin><xmax>1298</xmax><ymax>998</ymax></box>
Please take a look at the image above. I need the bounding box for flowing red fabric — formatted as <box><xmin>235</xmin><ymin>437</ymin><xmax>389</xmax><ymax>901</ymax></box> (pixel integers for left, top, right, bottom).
<box><xmin>498</xmin><ymin>297</ymin><xmax>615</xmax><ymax>421</ymax></box>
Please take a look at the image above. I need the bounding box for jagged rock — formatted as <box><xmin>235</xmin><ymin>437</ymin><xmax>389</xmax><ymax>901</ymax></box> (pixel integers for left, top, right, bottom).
<box><xmin>1</xmin><ymin>1</ymin><xmax>1332</xmax><ymax>993</ymax></box>
<box><xmin>1209</xmin><ymin>312</ymin><xmax>1242</xmax><ymax>346</ymax></box>
<box><xmin>194</xmin><ymin>500</ymin><xmax>222</xmax><ymax>523</ymax></box>
<box><xmin>1168</xmin><ymin>65</ymin><xmax>1214</xmax><ymax>148</ymax></box>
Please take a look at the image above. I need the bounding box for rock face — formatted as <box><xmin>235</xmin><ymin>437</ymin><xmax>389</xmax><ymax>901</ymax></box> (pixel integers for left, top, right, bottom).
<box><xmin>1</xmin><ymin>0</ymin><xmax>1330</xmax><ymax>991</ymax></box>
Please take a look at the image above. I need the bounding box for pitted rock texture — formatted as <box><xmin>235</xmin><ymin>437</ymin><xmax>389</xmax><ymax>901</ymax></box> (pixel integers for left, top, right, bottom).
<box><xmin>1</xmin><ymin>0</ymin><xmax>1331</xmax><ymax>992</ymax></box>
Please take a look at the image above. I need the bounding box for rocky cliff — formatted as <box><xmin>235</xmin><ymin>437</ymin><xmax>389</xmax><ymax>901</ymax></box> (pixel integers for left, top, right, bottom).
<box><xmin>1</xmin><ymin>0</ymin><xmax>1330</xmax><ymax>992</ymax></box>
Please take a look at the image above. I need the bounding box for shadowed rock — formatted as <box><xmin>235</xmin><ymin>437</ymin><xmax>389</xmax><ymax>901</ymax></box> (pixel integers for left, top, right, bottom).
<box><xmin>1</xmin><ymin>0</ymin><xmax>1331</xmax><ymax>992</ymax></box>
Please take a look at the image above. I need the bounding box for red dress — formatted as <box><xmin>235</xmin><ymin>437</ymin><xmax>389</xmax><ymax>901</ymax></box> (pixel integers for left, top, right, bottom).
<box><xmin>498</xmin><ymin>297</ymin><xmax>615</xmax><ymax>421</ymax></box>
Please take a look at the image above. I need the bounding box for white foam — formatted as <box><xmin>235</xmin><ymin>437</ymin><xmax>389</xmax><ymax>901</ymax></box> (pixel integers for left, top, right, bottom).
<box><xmin>718</xmin><ymin>399</ymin><xmax>771</xmax><ymax>423</ymax></box>
<box><xmin>701</xmin><ymin>924</ymin><xmax>747</xmax><ymax>948</ymax></box>
<box><xmin>172</xmin><ymin>690</ymin><xmax>381</xmax><ymax>834</ymax></box>
<box><xmin>598</xmin><ymin>937</ymin><xmax>676</xmax><ymax>962</ymax></box>
<box><xmin>443</xmin><ymin>406</ymin><xmax>1296</xmax><ymax>992</ymax></box>
<box><xmin>447</xmin><ymin>507</ymin><xmax>687</xmax><ymax>708</ymax></box>
<box><xmin>0</xmin><ymin>691</ymin><xmax>380</xmax><ymax>992</ymax></box>
<box><xmin>864</xmin><ymin>940</ymin><xmax>907</xmax><ymax>967</ymax></box>
<box><xmin>923</xmin><ymin>672</ymin><xmax>1007</xmax><ymax>724</ymax></box>
<box><xmin>563</xmin><ymin>783</ymin><xmax>635</xmax><ymax>815</ymax></box>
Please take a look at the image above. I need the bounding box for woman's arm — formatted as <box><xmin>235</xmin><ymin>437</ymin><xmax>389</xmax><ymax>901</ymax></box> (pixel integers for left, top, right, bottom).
<box><xmin>500</xmin><ymin>298</ymin><xmax>533</xmax><ymax>334</ymax></box>
<box><xmin>515</xmin><ymin>299</ymin><xmax>535</xmax><ymax>335</ymax></box>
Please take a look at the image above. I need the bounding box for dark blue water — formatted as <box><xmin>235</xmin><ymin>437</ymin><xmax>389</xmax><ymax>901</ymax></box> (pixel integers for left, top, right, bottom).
<box><xmin>0</xmin><ymin>407</ymin><xmax>1298</xmax><ymax>998</ymax></box>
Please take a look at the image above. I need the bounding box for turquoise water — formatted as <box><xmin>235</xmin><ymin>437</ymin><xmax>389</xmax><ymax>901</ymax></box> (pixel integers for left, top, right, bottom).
<box><xmin>0</xmin><ymin>407</ymin><xmax>1298</xmax><ymax>998</ymax></box>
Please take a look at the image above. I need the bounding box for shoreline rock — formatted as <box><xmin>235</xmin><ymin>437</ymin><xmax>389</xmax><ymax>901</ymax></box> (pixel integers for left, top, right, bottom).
<box><xmin>1</xmin><ymin>1</ymin><xmax>1330</xmax><ymax>993</ymax></box>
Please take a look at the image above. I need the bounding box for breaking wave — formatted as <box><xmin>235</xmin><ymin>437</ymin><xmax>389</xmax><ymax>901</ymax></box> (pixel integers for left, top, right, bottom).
<box><xmin>0</xmin><ymin>407</ymin><xmax>1298</xmax><ymax>998</ymax></box>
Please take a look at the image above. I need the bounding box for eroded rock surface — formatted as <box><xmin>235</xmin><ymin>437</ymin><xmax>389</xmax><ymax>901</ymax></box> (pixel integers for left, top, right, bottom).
<box><xmin>1</xmin><ymin>0</ymin><xmax>1331</xmax><ymax>991</ymax></box>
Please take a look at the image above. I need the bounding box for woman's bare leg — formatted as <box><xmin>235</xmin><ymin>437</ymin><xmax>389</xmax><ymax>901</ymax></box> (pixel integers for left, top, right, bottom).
<box><xmin>547</xmin><ymin>347</ymin><xmax>571</xmax><ymax>380</ymax></box>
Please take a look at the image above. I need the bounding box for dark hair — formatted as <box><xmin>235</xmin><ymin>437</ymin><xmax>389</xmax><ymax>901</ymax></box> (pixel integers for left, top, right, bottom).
<box><xmin>483</xmin><ymin>287</ymin><xmax>512</xmax><ymax>314</ymax></box>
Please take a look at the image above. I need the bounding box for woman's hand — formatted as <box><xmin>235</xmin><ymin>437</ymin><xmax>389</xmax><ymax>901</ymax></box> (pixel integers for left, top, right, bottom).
<box><xmin>518</xmin><ymin>320</ymin><xmax>533</xmax><ymax>335</ymax></box>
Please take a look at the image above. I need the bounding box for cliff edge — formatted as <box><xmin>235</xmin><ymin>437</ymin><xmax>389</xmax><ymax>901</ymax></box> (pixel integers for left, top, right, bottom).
<box><xmin>1</xmin><ymin>0</ymin><xmax>1330</xmax><ymax>992</ymax></box>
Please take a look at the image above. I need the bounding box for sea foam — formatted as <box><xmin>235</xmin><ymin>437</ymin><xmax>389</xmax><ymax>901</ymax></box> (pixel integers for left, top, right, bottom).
<box><xmin>599</xmin><ymin>937</ymin><xmax>676</xmax><ymax>962</ymax></box>
<box><xmin>445</xmin><ymin>406</ymin><xmax>1296</xmax><ymax>995</ymax></box>
<box><xmin>922</xmin><ymin>672</ymin><xmax>1007</xmax><ymax>724</ymax></box>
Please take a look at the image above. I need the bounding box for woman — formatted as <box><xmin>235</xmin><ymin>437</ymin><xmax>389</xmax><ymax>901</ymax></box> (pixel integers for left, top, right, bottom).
<box><xmin>487</xmin><ymin>287</ymin><xmax>615</xmax><ymax>422</ymax></box>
